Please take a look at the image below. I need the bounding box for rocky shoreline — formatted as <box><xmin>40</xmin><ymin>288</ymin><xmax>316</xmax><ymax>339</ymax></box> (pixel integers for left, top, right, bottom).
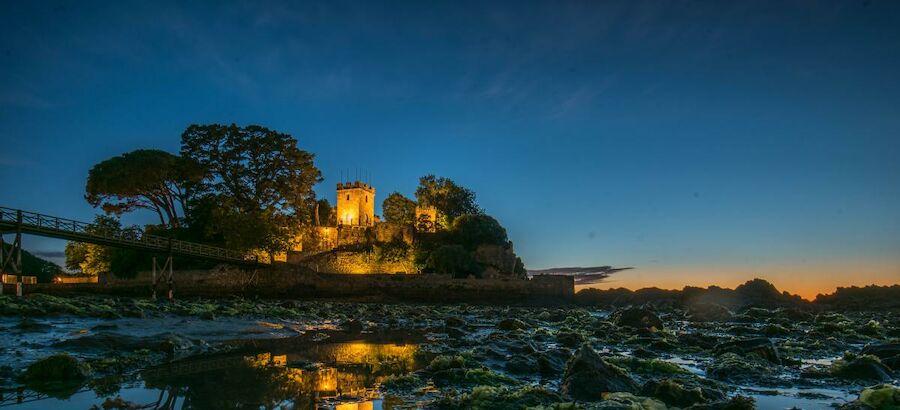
<box><xmin>1</xmin><ymin>279</ymin><xmax>898</xmax><ymax>409</ymax></box>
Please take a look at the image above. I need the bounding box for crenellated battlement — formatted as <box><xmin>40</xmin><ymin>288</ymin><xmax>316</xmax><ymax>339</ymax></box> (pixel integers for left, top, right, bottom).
<box><xmin>336</xmin><ymin>181</ymin><xmax>375</xmax><ymax>192</ymax></box>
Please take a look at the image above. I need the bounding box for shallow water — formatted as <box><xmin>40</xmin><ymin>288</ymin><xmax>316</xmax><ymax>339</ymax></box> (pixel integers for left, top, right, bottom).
<box><xmin>2</xmin><ymin>324</ymin><xmax>423</xmax><ymax>409</ymax></box>
<box><xmin>1</xmin><ymin>303</ymin><xmax>895</xmax><ymax>409</ymax></box>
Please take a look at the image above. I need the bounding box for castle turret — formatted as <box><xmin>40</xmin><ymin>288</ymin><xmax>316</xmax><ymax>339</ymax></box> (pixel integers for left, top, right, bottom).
<box><xmin>336</xmin><ymin>181</ymin><xmax>375</xmax><ymax>226</ymax></box>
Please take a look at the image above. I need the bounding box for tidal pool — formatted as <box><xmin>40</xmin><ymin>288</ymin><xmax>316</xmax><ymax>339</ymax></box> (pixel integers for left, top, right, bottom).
<box><xmin>2</xmin><ymin>329</ymin><xmax>425</xmax><ymax>409</ymax></box>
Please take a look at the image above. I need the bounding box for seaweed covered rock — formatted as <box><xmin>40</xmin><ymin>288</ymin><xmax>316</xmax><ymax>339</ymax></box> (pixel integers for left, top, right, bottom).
<box><xmin>425</xmin><ymin>354</ymin><xmax>518</xmax><ymax>387</ymax></box>
<box><xmin>840</xmin><ymin>384</ymin><xmax>900</xmax><ymax>410</ymax></box>
<box><xmin>561</xmin><ymin>345</ymin><xmax>639</xmax><ymax>401</ymax></box>
<box><xmin>580</xmin><ymin>393</ymin><xmax>668</xmax><ymax>409</ymax></box>
<box><xmin>640</xmin><ymin>379</ymin><xmax>711</xmax><ymax>408</ymax></box>
<box><xmin>707</xmin><ymin>352</ymin><xmax>775</xmax><ymax>382</ymax></box>
<box><xmin>687</xmin><ymin>303</ymin><xmax>733</xmax><ymax>322</ymax></box>
<box><xmin>19</xmin><ymin>354</ymin><xmax>89</xmax><ymax>383</ymax></box>
<box><xmin>830</xmin><ymin>354</ymin><xmax>893</xmax><ymax>382</ymax></box>
<box><xmin>713</xmin><ymin>337</ymin><xmax>781</xmax><ymax>365</ymax></box>
<box><xmin>436</xmin><ymin>385</ymin><xmax>565</xmax><ymax>410</ymax></box>
<box><xmin>687</xmin><ymin>395</ymin><xmax>756</xmax><ymax>410</ymax></box>
<box><xmin>612</xmin><ymin>308</ymin><xmax>664</xmax><ymax>331</ymax></box>
<box><xmin>497</xmin><ymin>318</ymin><xmax>529</xmax><ymax>331</ymax></box>
<box><xmin>862</xmin><ymin>343</ymin><xmax>900</xmax><ymax>370</ymax></box>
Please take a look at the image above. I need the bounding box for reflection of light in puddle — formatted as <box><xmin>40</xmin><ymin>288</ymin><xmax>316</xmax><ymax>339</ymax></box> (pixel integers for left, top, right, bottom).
<box><xmin>800</xmin><ymin>356</ymin><xmax>839</xmax><ymax>368</ymax></box>
<box><xmin>335</xmin><ymin>401</ymin><xmax>379</xmax><ymax>410</ymax></box>
<box><xmin>745</xmin><ymin>386</ymin><xmax>854</xmax><ymax>410</ymax></box>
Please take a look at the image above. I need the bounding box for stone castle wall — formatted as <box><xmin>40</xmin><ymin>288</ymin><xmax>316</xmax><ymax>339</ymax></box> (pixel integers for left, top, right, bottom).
<box><xmin>38</xmin><ymin>266</ymin><xmax>574</xmax><ymax>305</ymax></box>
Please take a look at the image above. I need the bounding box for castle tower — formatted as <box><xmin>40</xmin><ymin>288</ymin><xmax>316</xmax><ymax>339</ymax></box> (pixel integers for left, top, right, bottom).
<box><xmin>336</xmin><ymin>181</ymin><xmax>376</xmax><ymax>226</ymax></box>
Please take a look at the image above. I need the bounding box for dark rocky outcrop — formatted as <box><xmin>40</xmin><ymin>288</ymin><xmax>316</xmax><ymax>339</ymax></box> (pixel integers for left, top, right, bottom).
<box><xmin>612</xmin><ymin>307</ymin><xmax>664</xmax><ymax>331</ymax></box>
<box><xmin>861</xmin><ymin>343</ymin><xmax>900</xmax><ymax>369</ymax></box>
<box><xmin>19</xmin><ymin>354</ymin><xmax>89</xmax><ymax>383</ymax></box>
<box><xmin>560</xmin><ymin>345</ymin><xmax>639</xmax><ymax>401</ymax></box>
<box><xmin>714</xmin><ymin>337</ymin><xmax>782</xmax><ymax>365</ymax></box>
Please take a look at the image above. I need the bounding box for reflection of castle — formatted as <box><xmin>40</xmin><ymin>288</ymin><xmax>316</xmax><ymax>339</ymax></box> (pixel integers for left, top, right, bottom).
<box><xmin>141</xmin><ymin>341</ymin><xmax>418</xmax><ymax>409</ymax></box>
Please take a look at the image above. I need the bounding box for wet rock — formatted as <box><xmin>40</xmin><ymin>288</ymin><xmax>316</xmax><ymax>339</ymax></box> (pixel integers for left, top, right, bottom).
<box><xmin>497</xmin><ymin>318</ymin><xmax>528</xmax><ymax>331</ymax></box>
<box><xmin>439</xmin><ymin>385</ymin><xmax>564</xmax><ymax>409</ymax></box>
<box><xmin>641</xmin><ymin>379</ymin><xmax>709</xmax><ymax>408</ymax></box>
<box><xmin>762</xmin><ymin>324</ymin><xmax>790</xmax><ymax>336</ymax></box>
<box><xmin>831</xmin><ymin>354</ymin><xmax>893</xmax><ymax>382</ymax></box>
<box><xmin>556</xmin><ymin>330</ymin><xmax>585</xmax><ymax>348</ymax></box>
<box><xmin>505</xmin><ymin>354</ymin><xmax>539</xmax><ymax>374</ymax></box>
<box><xmin>445</xmin><ymin>327</ymin><xmax>467</xmax><ymax>339</ymax></box>
<box><xmin>687</xmin><ymin>303</ymin><xmax>734</xmax><ymax>322</ymax></box>
<box><xmin>585</xmin><ymin>392</ymin><xmax>668</xmax><ymax>409</ymax></box>
<box><xmin>613</xmin><ymin>307</ymin><xmax>664</xmax><ymax>331</ymax></box>
<box><xmin>678</xmin><ymin>333</ymin><xmax>721</xmax><ymax>350</ymax></box>
<box><xmin>381</xmin><ymin>374</ymin><xmax>423</xmax><ymax>391</ymax></box>
<box><xmin>689</xmin><ymin>395</ymin><xmax>756</xmax><ymax>410</ymax></box>
<box><xmin>19</xmin><ymin>353</ymin><xmax>89</xmax><ymax>383</ymax></box>
<box><xmin>561</xmin><ymin>345</ymin><xmax>639</xmax><ymax>400</ymax></box>
<box><xmin>445</xmin><ymin>316</ymin><xmax>467</xmax><ymax>328</ymax></box>
<box><xmin>839</xmin><ymin>384</ymin><xmax>900</xmax><ymax>410</ymax></box>
<box><xmin>537</xmin><ymin>348</ymin><xmax>569</xmax><ymax>375</ymax></box>
<box><xmin>632</xmin><ymin>347</ymin><xmax>658</xmax><ymax>359</ymax></box>
<box><xmin>707</xmin><ymin>352</ymin><xmax>775</xmax><ymax>382</ymax></box>
<box><xmin>714</xmin><ymin>337</ymin><xmax>781</xmax><ymax>364</ymax></box>
<box><xmin>862</xmin><ymin>343</ymin><xmax>900</xmax><ymax>369</ymax></box>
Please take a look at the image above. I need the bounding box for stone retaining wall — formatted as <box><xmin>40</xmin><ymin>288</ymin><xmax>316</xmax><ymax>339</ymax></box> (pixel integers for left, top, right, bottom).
<box><xmin>21</xmin><ymin>267</ymin><xmax>574</xmax><ymax>305</ymax></box>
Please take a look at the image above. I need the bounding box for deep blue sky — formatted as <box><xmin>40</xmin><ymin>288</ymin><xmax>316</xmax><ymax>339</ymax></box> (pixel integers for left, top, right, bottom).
<box><xmin>1</xmin><ymin>1</ymin><xmax>898</xmax><ymax>295</ymax></box>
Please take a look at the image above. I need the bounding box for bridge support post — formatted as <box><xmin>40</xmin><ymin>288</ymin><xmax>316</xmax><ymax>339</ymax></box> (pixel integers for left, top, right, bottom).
<box><xmin>0</xmin><ymin>211</ymin><xmax>24</xmax><ymax>297</ymax></box>
<box><xmin>152</xmin><ymin>255</ymin><xmax>174</xmax><ymax>300</ymax></box>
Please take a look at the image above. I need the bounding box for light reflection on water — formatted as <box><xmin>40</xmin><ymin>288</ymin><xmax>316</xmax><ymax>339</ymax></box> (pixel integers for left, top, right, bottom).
<box><xmin>3</xmin><ymin>338</ymin><xmax>421</xmax><ymax>410</ymax></box>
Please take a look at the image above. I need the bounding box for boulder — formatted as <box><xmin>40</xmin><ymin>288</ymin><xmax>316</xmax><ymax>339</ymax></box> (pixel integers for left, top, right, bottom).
<box><xmin>497</xmin><ymin>318</ymin><xmax>529</xmax><ymax>331</ymax></box>
<box><xmin>613</xmin><ymin>308</ymin><xmax>664</xmax><ymax>331</ymax></box>
<box><xmin>840</xmin><ymin>384</ymin><xmax>900</xmax><ymax>410</ymax></box>
<box><xmin>19</xmin><ymin>354</ymin><xmax>89</xmax><ymax>383</ymax></box>
<box><xmin>714</xmin><ymin>337</ymin><xmax>781</xmax><ymax>365</ymax></box>
<box><xmin>561</xmin><ymin>345</ymin><xmax>639</xmax><ymax>401</ymax></box>
<box><xmin>832</xmin><ymin>355</ymin><xmax>893</xmax><ymax>382</ymax></box>
<box><xmin>862</xmin><ymin>343</ymin><xmax>900</xmax><ymax>369</ymax></box>
<box><xmin>640</xmin><ymin>379</ymin><xmax>710</xmax><ymax>408</ymax></box>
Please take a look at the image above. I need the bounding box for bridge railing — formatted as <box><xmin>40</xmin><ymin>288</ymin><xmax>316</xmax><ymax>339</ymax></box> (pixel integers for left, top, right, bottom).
<box><xmin>0</xmin><ymin>207</ymin><xmax>256</xmax><ymax>263</ymax></box>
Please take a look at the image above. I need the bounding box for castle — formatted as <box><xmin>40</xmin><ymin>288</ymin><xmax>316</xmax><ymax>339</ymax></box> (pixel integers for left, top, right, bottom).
<box><xmin>275</xmin><ymin>180</ymin><xmax>421</xmax><ymax>273</ymax></box>
<box><xmin>336</xmin><ymin>181</ymin><xmax>376</xmax><ymax>227</ymax></box>
<box><xmin>266</xmin><ymin>179</ymin><xmax>521</xmax><ymax>278</ymax></box>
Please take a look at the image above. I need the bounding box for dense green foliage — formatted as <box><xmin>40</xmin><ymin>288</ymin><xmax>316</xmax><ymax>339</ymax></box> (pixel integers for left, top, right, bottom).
<box><xmin>382</xmin><ymin>192</ymin><xmax>416</xmax><ymax>225</ymax></box>
<box><xmin>450</xmin><ymin>214</ymin><xmax>510</xmax><ymax>251</ymax></box>
<box><xmin>415</xmin><ymin>175</ymin><xmax>481</xmax><ymax>227</ymax></box>
<box><xmin>426</xmin><ymin>245</ymin><xmax>478</xmax><ymax>278</ymax></box>
<box><xmin>180</xmin><ymin>124</ymin><xmax>322</xmax><ymax>253</ymax></box>
<box><xmin>64</xmin><ymin>215</ymin><xmax>146</xmax><ymax>278</ymax></box>
<box><xmin>85</xmin><ymin>149</ymin><xmax>200</xmax><ymax>228</ymax></box>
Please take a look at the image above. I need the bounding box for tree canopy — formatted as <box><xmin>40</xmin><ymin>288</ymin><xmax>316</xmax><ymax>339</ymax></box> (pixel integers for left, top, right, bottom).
<box><xmin>181</xmin><ymin>124</ymin><xmax>322</xmax><ymax>252</ymax></box>
<box><xmin>382</xmin><ymin>192</ymin><xmax>417</xmax><ymax>225</ymax></box>
<box><xmin>414</xmin><ymin>175</ymin><xmax>481</xmax><ymax>226</ymax></box>
<box><xmin>450</xmin><ymin>214</ymin><xmax>510</xmax><ymax>251</ymax></box>
<box><xmin>85</xmin><ymin>149</ymin><xmax>200</xmax><ymax>228</ymax></box>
